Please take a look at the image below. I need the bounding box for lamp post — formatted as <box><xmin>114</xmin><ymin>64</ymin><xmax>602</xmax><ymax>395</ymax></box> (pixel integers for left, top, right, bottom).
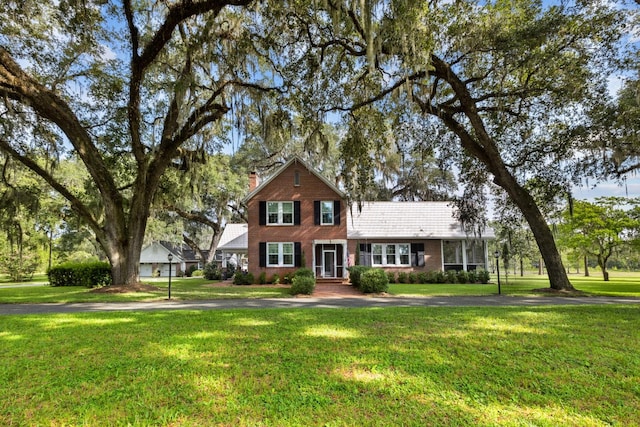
<box><xmin>167</xmin><ymin>253</ymin><xmax>173</xmax><ymax>300</ymax></box>
<box><xmin>494</xmin><ymin>250</ymin><xmax>501</xmax><ymax>295</ymax></box>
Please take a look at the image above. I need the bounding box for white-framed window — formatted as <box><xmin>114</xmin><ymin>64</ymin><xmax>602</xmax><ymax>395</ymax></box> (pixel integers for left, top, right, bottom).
<box><xmin>321</xmin><ymin>201</ymin><xmax>334</xmax><ymax>225</ymax></box>
<box><xmin>372</xmin><ymin>243</ymin><xmax>411</xmax><ymax>267</ymax></box>
<box><xmin>267</xmin><ymin>201</ymin><xmax>294</xmax><ymax>225</ymax></box>
<box><xmin>267</xmin><ymin>242</ymin><xmax>294</xmax><ymax>267</ymax></box>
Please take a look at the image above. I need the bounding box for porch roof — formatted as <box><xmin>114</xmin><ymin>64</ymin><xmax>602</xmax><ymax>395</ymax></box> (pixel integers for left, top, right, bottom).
<box><xmin>347</xmin><ymin>201</ymin><xmax>495</xmax><ymax>240</ymax></box>
<box><xmin>218</xmin><ymin>223</ymin><xmax>248</xmax><ymax>251</ymax></box>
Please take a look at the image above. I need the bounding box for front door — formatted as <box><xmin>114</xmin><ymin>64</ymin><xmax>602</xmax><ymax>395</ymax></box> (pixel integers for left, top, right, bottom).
<box><xmin>323</xmin><ymin>249</ymin><xmax>336</xmax><ymax>278</ymax></box>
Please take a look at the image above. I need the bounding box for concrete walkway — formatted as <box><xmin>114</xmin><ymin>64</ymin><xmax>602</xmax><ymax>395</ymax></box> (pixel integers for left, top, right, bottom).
<box><xmin>1</xmin><ymin>295</ymin><xmax>639</xmax><ymax>315</ymax></box>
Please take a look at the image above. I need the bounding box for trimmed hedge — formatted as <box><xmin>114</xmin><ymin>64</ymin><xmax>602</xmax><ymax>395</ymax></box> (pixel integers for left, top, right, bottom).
<box><xmin>233</xmin><ymin>271</ymin><xmax>255</xmax><ymax>285</ymax></box>
<box><xmin>347</xmin><ymin>265</ymin><xmax>371</xmax><ymax>289</ymax></box>
<box><xmin>360</xmin><ymin>268</ymin><xmax>389</xmax><ymax>294</ymax></box>
<box><xmin>48</xmin><ymin>262</ymin><xmax>112</xmax><ymax>288</ymax></box>
<box><xmin>290</xmin><ymin>275</ymin><xmax>315</xmax><ymax>295</ymax></box>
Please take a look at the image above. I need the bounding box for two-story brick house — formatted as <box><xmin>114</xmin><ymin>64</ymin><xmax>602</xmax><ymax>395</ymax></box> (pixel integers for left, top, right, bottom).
<box><xmin>243</xmin><ymin>157</ymin><xmax>349</xmax><ymax>280</ymax></box>
<box><xmin>240</xmin><ymin>156</ymin><xmax>494</xmax><ymax>281</ymax></box>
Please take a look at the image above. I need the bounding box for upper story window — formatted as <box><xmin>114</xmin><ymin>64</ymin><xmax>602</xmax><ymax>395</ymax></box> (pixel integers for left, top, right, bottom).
<box><xmin>321</xmin><ymin>201</ymin><xmax>334</xmax><ymax>225</ymax></box>
<box><xmin>314</xmin><ymin>200</ymin><xmax>341</xmax><ymax>226</ymax></box>
<box><xmin>267</xmin><ymin>201</ymin><xmax>293</xmax><ymax>225</ymax></box>
<box><xmin>294</xmin><ymin>170</ymin><xmax>300</xmax><ymax>186</ymax></box>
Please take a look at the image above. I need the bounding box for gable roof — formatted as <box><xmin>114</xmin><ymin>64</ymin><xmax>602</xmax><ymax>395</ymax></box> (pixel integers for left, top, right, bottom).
<box><xmin>217</xmin><ymin>223</ymin><xmax>248</xmax><ymax>251</ymax></box>
<box><xmin>347</xmin><ymin>201</ymin><xmax>495</xmax><ymax>240</ymax></box>
<box><xmin>242</xmin><ymin>156</ymin><xmax>346</xmax><ymax>202</ymax></box>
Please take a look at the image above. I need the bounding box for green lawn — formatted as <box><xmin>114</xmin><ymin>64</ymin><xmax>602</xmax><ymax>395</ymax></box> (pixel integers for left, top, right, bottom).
<box><xmin>389</xmin><ymin>272</ymin><xmax>640</xmax><ymax>298</ymax></box>
<box><xmin>1</xmin><ymin>305</ymin><xmax>638</xmax><ymax>426</ymax></box>
<box><xmin>0</xmin><ymin>277</ymin><xmax>291</xmax><ymax>303</ymax></box>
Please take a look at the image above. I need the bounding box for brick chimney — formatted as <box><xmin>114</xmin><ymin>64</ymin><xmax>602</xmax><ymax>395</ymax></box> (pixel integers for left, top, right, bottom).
<box><xmin>249</xmin><ymin>171</ymin><xmax>258</xmax><ymax>192</ymax></box>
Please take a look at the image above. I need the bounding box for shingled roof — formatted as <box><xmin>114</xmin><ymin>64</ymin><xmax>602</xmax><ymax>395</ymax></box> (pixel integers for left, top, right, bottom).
<box><xmin>347</xmin><ymin>201</ymin><xmax>494</xmax><ymax>240</ymax></box>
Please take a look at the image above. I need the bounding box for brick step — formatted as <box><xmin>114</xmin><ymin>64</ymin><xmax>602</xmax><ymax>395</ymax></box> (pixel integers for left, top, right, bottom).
<box><xmin>315</xmin><ymin>278</ymin><xmax>349</xmax><ymax>285</ymax></box>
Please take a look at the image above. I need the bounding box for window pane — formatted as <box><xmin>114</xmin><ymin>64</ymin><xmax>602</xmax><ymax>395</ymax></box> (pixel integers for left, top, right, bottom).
<box><xmin>372</xmin><ymin>244</ymin><xmax>382</xmax><ymax>265</ymax></box>
<box><xmin>267</xmin><ymin>202</ymin><xmax>279</xmax><ymax>224</ymax></box>
<box><xmin>443</xmin><ymin>241</ymin><xmax>462</xmax><ymax>264</ymax></box>
<box><xmin>399</xmin><ymin>244</ymin><xmax>410</xmax><ymax>265</ymax></box>
<box><xmin>282</xmin><ymin>243</ymin><xmax>294</xmax><ymax>266</ymax></box>
<box><xmin>267</xmin><ymin>243</ymin><xmax>279</xmax><ymax>265</ymax></box>
<box><xmin>466</xmin><ymin>240</ymin><xmax>484</xmax><ymax>264</ymax></box>
<box><xmin>386</xmin><ymin>245</ymin><xmax>396</xmax><ymax>265</ymax></box>
<box><xmin>282</xmin><ymin>202</ymin><xmax>293</xmax><ymax>224</ymax></box>
<box><xmin>321</xmin><ymin>201</ymin><xmax>334</xmax><ymax>225</ymax></box>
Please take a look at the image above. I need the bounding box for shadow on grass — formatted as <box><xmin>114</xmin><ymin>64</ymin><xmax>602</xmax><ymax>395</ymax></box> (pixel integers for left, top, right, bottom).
<box><xmin>1</xmin><ymin>305</ymin><xmax>638</xmax><ymax>425</ymax></box>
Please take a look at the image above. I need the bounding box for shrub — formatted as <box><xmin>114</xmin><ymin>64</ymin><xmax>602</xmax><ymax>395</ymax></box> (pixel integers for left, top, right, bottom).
<box><xmin>348</xmin><ymin>265</ymin><xmax>371</xmax><ymax>289</ymax></box>
<box><xmin>397</xmin><ymin>271</ymin><xmax>408</xmax><ymax>284</ymax></box>
<box><xmin>408</xmin><ymin>272</ymin><xmax>418</xmax><ymax>284</ymax></box>
<box><xmin>360</xmin><ymin>268</ymin><xmax>389</xmax><ymax>294</ymax></box>
<box><xmin>445</xmin><ymin>270</ymin><xmax>457</xmax><ymax>284</ymax></box>
<box><xmin>417</xmin><ymin>272</ymin><xmax>429</xmax><ymax>284</ymax></box>
<box><xmin>203</xmin><ymin>262</ymin><xmax>221</xmax><ymax>280</ymax></box>
<box><xmin>270</xmin><ymin>273</ymin><xmax>280</xmax><ymax>284</ymax></box>
<box><xmin>285</xmin><ymin>272</ymin><xmax>296</xmax><ymax>284</ymax></box>
<box><xmin>48</xmin><ymin>262</ymin><xmax>112</xmax><ymax>288</ymax></box>
<box><xmin>477</xmin><ymin>269</ymin><xmax>491</xmax><ymax>284</ymax></box>
<box><xmin>258</xmin><ymin>271</ymin><xmax>267</xmax><ymax>285</ymax></box>
<box><xmin>233</xmin><ymin>271</ymin><xmax>254</xmax><ymax>285</ymax></box>
<box><xmin>185</xmin><ymin>264</ymin><xmax>198</xmax><ymax>277</ymax></box>
<box><xmin>387</xmin><ymin>271</ymin><xmax>396</xmax><ymax>284</ymax></box>
<box><xmin>457</xmin><ymin>270</ymin><xmax>469</xmax><ymax>284</ymax></box>
<box><xmin>432</xmin><ymin>270</ymin><xmax>446</xmax><ymax>284</ymax></box>
<box><xmin>290</xmin><ymin>275</ymin><xmax>315</xmax><ymax>295</ymax></box>
<box><xmin>192</xmin><ymin>269</ymin><xmax>203</xmax><ymax>277</ymax></box>
<box><xmin>467</xmin><ymin>270</ymin><xmax>478</xmax><ymax>284</ymax></box>
<box><xmin>294</xmin><ymin>267</ymin><xmax>315</xmax><ymax>278</ymax></box>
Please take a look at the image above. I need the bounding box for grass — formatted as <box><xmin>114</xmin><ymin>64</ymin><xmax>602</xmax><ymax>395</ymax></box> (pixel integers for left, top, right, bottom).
<box><xmin>0</xmin><ymin>277</ymin><xmax>291</xmax><ymax>303</ymax></box>
<box><xmin>389</xmin><ymin>272</ymin><xmax>640</xmax><ymax>298</ymax></box>
<box><xmin>1</xmin><ymin>305</ymin><xmax>638</xmax><ymax>426</ymax></box>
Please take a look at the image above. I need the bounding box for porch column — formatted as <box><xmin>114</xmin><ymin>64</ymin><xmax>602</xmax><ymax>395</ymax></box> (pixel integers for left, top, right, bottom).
<box><xmin>342</xmin><ymin>242</ymin><xmax>348</xmax><ymax>278</ymax></box>
<box><xmin>461</xmin><ymin>241</ymin><xmax>468</xmax><ymax>271</ymax></box>
<box><xmin>312</xmin><ymin>241</ymin><xmax>317</xmax><ymax>278</ymax></box>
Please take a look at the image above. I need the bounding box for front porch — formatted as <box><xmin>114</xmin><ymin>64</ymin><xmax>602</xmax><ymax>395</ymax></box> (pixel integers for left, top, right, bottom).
<box><xmin>312</xmin><ymin>240</ymin><xmax>348</xmax><ymax>279</ymax></box>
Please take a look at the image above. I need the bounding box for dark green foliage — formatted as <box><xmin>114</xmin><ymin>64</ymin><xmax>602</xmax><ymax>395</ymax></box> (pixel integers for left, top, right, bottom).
<box><xmin>348</xmin><ymin>265</ymin><xmax>371</xmax><ymax>289</ymax></box>
<box><xmin>417</xmin><ymin>272</ymin><xmax>429</xmax><ymax>284</ymax></box>
<box><xmin>294</xmin><ymin>268</ymin><xmax>315</xmax><ymax>278</ymax></box>
<box><xmin>290</xmin><ymin>275</ymin><xmax>315</xmax><ymax>295</ymax></box>
<box><xmin>445</xmin><ymin>270</ymin><xmax>457</xmax><ymax>284</ymax></box>
<box><xmin>186</xmin><ymin>265</ymin><xmax>198</xmax><ymax>277</ymax></box>
<box><xmin>360</xmin><ymin>268</ymin><xmax>389</xmax><ymax>293</ymax></box>
<box><xmin>258</xmin><ymin>271</ymin><xmax>267</xmax><ymax>285</ymax></box>
<box><xmin>397</xmin><ymin>271</ymin><xmax>408</xmax><ymax>284</ymax></box>
<box><xmin>270</xmin><ymin>273</ymin><xmax>280</xmax><ymax>284</ymax></box>
<box><xmin>467</xmin><ymin>270</ymin><xmax>478</xmax><ymax>284</ymax></box>
<box><xmin>47</xmin><ymin>262</ymin><xmax>111</xmax><ymax>287</ymax></box>
<box><xmin>203</xmin><ymin>262</ymin><xmax>221</xmax><ymax>280</ymax></box>
<box><xmin>233</xmin><ymin>271</ymin><xmax>255</xmax><ymax>285</ymax></box>
<box><xmin>408</xmin><ymin>272</ymin><xmax>418</xmax><ymax>284</ymax></box>
<box><xmin>477</xmin><ymin>269</ymin><xmax>491</xmax><ymax>284</ymax></box>
<box><xmin>387</xmin><ymin>271</ymin><xmax>396</xmax><ymax>284</ymax></box>
<box><xmin>457</xmin><ymin>270</ymin><xmax>469</xmax><ymax>284</ymax></box>
<box><xmin>282</xmin><ymin>272</ymin><xmax>295</xmax><ymax>284</ymax></box>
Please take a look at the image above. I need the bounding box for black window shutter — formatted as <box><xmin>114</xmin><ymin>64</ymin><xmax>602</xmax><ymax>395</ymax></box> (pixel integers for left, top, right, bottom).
<box><xmin>294</xmin><ymin>242</ymin><xmax>302</xmax><ymax>267</ymax></box>
<box><xmin>294</xmin><ymin>201</ymin><xmax>301</xmax><ymax>225</ymax></box>
<box><xmin>333</xmin><ymin>200</ymin><xmax>341</xmax><ymax>225</ymax></box>
<box><xmin>359</xmin><ymin>243</ymin><xmax>371</xmax><ymax>266</ymax></box>
<box><xmin>314</xmin><ymin>201</ymin><xmax>320</xmax><ymax>225</ymax></box>
<box><xmin>259</xmin><ymin>242</ymin><xmax>266</xmax><ymax>267</ymax></box>
<box><xmin>259</xmin><ymin>201</ymin><xmax>266</xmax><ymax>226</ymax></box>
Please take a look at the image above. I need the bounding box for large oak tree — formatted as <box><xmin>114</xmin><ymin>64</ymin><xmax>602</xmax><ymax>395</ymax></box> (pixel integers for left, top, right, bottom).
<box><xmin>0</xmin><ymin>0</ymin><xmax>282</xmax><ymax>285</ymax></box>
<box><xmin>268</xmin><ymin>0</ymin><xmax>628</xmax><ymax>291</ymax></box>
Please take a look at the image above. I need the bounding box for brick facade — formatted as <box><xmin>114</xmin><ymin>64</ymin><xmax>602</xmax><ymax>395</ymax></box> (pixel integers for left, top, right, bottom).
<box><xmin>246</xmin><ymin>159</ymin><xmax>347</xmax><ymax>279</ymax></box>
